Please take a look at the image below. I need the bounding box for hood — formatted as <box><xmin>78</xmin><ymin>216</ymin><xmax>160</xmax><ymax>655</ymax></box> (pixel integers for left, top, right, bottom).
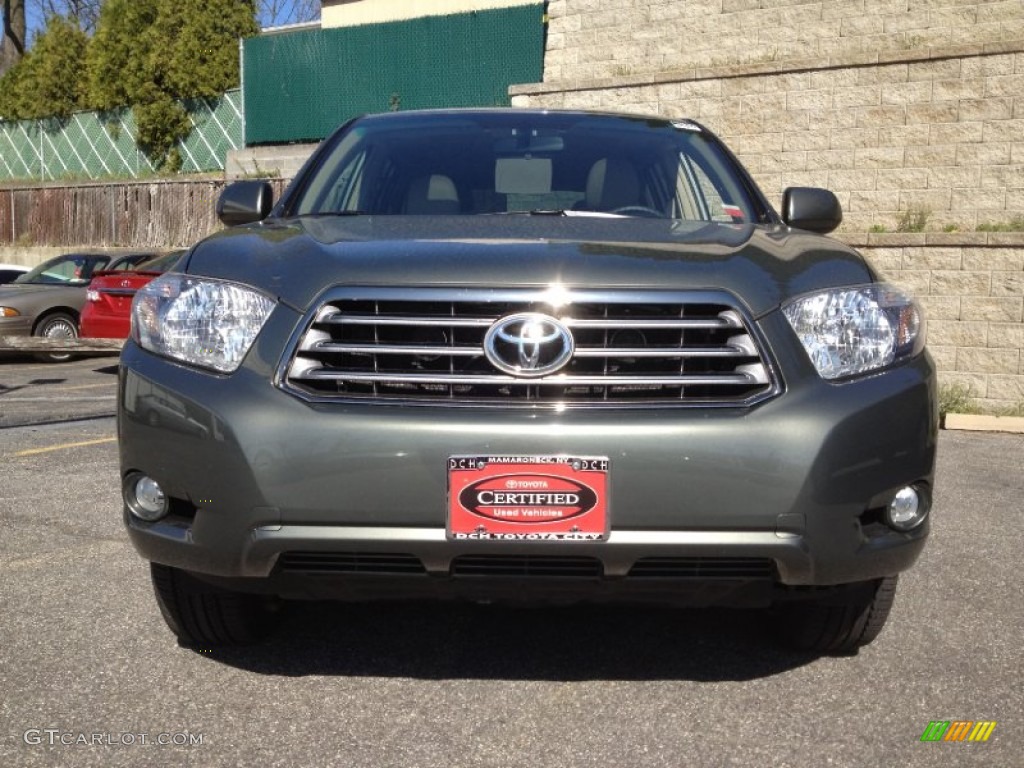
<box><xmin>184</xmin><ymin>216</ymin><xmax>875</xmax><ymax>318</ymax></box>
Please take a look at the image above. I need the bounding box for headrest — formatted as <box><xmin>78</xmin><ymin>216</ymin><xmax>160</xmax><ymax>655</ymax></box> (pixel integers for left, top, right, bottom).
<box><xmin>585</xmin><ymin>158</ymin><xmax>640</xmax><ymax>211</ymax></box>
<box><xmin>405</xmin><ymin>175</ymin><xmax>460</xmax><ymax>214</ymax></box>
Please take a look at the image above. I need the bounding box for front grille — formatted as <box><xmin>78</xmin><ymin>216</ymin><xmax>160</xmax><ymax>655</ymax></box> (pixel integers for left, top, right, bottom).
<box><xmin>628</xmin><ymin>557</ymin><xmax>774</xmax><ymax>579</ymax></box>
<box><xmin>451</xmin><ymin>555</ymin><xmax>603</xmax><ymax>578</ymax></box>
<box><xmin>277</xmin><ymin>552</ymin><xmax>426</xmax><ymax>574</ymax></box>
<box><xmin>283</xmin><ymin>289</ymin><xmax>777</xmax><ymax>407</ymax></box>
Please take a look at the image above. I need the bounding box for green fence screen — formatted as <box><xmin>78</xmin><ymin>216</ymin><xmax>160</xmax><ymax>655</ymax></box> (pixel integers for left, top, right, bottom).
<box><xmin>243</xmin><ymin>4</ymin><xmax>545</xmax><ymax>145</ymax></box>
<box><xmin>0</xmin><ymin>90</ymin><xmax>243</xmax><ymax>182</ymax></box>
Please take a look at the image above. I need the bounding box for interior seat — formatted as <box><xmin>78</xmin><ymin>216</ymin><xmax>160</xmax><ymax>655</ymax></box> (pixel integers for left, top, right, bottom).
<box><xmin>584</xmin><ymin>158</ymin><xmax>641</xmax><ymax>211</ymax></box>
<box><xmin>405</xmin><ymin>175</ymin><xmax>461</xmax><ymax>214</ymax></box>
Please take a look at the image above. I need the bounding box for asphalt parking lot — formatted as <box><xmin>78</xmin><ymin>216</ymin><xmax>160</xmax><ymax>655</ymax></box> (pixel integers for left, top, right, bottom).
<box><xmin>1</xmin><ymin>356</ymin><xmax>1021</xmax><ymax>767</ymax></box>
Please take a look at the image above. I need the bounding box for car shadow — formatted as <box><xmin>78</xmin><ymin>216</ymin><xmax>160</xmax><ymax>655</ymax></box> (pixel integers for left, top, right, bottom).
<box><xmin>196</xmin><ymin>601</ymin><xmax>821</xmax><ymax>681</ymax></box>
<box><xmin>0</xmin><ymin>378</ymin><xmax>66</xmax><ymax>396</ymax></box>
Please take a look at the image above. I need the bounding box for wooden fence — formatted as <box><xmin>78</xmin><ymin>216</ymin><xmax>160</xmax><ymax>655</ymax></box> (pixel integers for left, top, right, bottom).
<box><xmin>0</xmin><ymin>178</ymin><xmax>290</xmax><ymax>248</ymax></box>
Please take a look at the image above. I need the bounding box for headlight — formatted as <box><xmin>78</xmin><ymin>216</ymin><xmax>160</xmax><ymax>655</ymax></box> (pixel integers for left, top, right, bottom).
<box><xmin>132</xmin><ymin>273</ymin><xmax>275</xmax><ymax>373</ymax></box>
<box><xmin>782</xmin><ymin>284</ymin><xmax>925</xmax><ymax>380</ymax></box>
<box><xmin>0</xmin><ymin>307</ymin><xmax>21</xmax><ymax>317</ymax></box>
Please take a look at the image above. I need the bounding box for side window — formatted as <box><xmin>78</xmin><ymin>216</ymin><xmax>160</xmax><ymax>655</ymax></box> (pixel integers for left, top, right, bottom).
<box><xmin>44</xmin><ymin>258</ymin><xmax>85</xmax><ymax>282</ymax></box>
<box><xmin>675</xmin><ymin>154</ymin><xmax>745</xmax><ymax>223</ymax></box>
<box><xmin>691</xmin><ymin>161</ymin><xmax>727</xmax><ymax>221</ymax></box>
<box><xmin>295</xmin><ymin>128</ymin><xmax>366</xmax><ymax>214</ymax></box>
<box><xmin>675</xmin><ymin>155</ymin><xmax>709</xmax><ymax>220</ymax></box>
<box><xmin>84</xmin><ymin>257</ymin><xmax>112</xmax><ymax>278</ymax></box>
<box><xmin>323</xmin><ymin>150</ymin><xmax>367</xmax><ymax>212</ymax></box>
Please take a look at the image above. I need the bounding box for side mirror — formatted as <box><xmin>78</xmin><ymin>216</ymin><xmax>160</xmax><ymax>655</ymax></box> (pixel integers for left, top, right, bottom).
<box><xmin>781</xmin><ymin>187</ymin><xmax>842</xmax><ymax>234</ymax></box>
<box><xmin>217</xmin><ymin>180</ymin><xmax>274</xmax><ymax>226</ymax></box>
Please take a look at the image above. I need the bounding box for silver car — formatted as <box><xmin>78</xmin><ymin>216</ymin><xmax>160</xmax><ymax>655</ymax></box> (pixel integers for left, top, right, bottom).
<box><xmin>119</xmin><ymin>110</ymin><xmax>937</xmax><ymax>654</ymax></box>
<box><xmin>0</xmin><ymin>263</ymin><xmax>31</xmax><ymax>285</ymax></box>
<box><xmin>0</xmin><ymin>252</ymin><xmax>157</xmax><ymax>361</ymax></box>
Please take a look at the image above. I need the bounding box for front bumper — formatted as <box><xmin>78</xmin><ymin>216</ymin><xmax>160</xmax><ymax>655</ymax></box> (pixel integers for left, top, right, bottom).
<box><xmin>119</xmin><ymin>321</ymin><xmax>937</xmax><ymax>601</ymax></box>
<box><xmin>0</xmin><ymin>315</ymin><xmax>33</xmax><ymax>335</ymax></box>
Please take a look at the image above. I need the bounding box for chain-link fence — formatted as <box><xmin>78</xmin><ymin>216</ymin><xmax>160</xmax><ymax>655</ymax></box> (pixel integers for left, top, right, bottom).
<box><xmin>243</xmin><ymin>5</ymin><xmax>545</xmax><ymax>145</ymax></box>
<box><xmin>0</xmin><ymin>91</ymin><xmax>243</xmax><ymax>183</ymax></box>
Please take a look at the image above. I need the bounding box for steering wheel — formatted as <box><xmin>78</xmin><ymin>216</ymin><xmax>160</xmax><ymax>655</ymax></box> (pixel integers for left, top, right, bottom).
<box><xmin>609</xmin><ymin>205</ymin><xmax>665</xmax><ymax>218</ymax></box>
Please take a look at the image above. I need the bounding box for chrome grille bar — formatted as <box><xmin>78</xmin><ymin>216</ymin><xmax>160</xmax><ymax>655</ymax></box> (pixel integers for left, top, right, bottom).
<box><xmin>305</xmin><ymin>342</ymin><xmax>755</xmax><ymax>359</ymax></box>
<box><xmin>319</xmin><ymin>314</ymin><xmax>741</xmax><ymax>330</ymax></box>
<box><xmin>563</xmin><ymin>317</ymin><xmax>740</xmax><ymax>329</ymax></box>
<box><xmin>282</xmin><ymin>290</ymin><xmax>779</xmax><ymax>407</ymax></box>
<box><xmin>320</xmin><ymin>314</ymin><xmax>494</xmax><ymax>328</ymax></box>
<box><xmin>302</xmin><ymin>369</ymin><xmax>769</xmax><ymax>386</ymax></box>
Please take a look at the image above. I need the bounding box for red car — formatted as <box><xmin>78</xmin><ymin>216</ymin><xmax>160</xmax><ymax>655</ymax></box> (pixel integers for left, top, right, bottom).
<box><xmin>80</xmin><ymin>252</ymin><xmax>184</xmax><ymax>338</ymax></box>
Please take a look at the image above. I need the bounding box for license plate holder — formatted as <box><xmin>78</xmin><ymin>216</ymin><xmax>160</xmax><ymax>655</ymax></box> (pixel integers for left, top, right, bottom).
<box><xmin>447</xmin><ymin>456</ymin><xmax>609</xmax><ymax>541</ymax></box>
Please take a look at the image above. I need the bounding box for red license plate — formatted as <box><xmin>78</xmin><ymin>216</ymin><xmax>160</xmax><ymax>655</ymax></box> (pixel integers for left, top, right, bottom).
<box><xmin>448</xmin><ymin>456</ymin><xmax>609</xmax><ymax>541</ymax></box>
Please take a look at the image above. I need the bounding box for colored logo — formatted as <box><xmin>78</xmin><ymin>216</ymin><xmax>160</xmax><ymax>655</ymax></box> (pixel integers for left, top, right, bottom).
<box><xmin>484</xmin><ymin>313</ymin><xmax>574</xmax><ymax>377</ymax></box>
<box><xmin>920</xmin><ymin>721</ymin><xmax>996</xmax><ymax>742</ymax></box>
<box><xmin>458</xmin><ymin>474</ymin><xmax>598</xmax><ymax>523</ymax></box>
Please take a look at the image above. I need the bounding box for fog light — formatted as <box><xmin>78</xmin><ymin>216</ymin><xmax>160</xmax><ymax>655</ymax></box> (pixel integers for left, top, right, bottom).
<box><xmin>886</xmin><ymin>486</ymin><xmax>927</xmax><ymax>531</ymax></box>
<box><xmin>127</xmin><ymin>475</ymin><xmax>168</xmax><ymax>521</ymax></box>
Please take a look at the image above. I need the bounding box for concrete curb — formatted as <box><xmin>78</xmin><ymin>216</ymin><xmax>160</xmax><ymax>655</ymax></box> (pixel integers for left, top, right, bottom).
<box><xmin>943</xmin><ymin>413</ymin><xmax>1024</xmax><ymax>434</ymax></box>
<box><xmin>0</xmin><ymin>336</ymin><xmax>124</xmax><ymax>355</ymax></box>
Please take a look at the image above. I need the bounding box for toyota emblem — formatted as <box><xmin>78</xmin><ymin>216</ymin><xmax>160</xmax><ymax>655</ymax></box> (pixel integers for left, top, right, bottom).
<box><xmin>484</xmin><ymin>313</ymin><xmax>574</xmax><ymax>378</ymax></box>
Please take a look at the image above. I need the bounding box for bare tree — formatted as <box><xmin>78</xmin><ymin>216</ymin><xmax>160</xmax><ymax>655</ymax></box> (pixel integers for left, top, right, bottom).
<box><xmin>31</xmin><ymin>1</ymin><xmax>323</xmax><ymax>36</ymax></box>
<box><xmin>37</xmin><ymin>0</ymin><xmax>101</xmax><ymax>33</ymax></box>
<box><xmin>259</xmin><ymin>0</ymin><xmax>319</xmax><ymax>28</ymax></box>
<box><xmin>3</xmin><ymin>0</ymin><xmax>320</xmax><ymax>79</ymax></box>
<box><xmin>1</xmin><ymin>0</ymin><xmax>27</xmax><ymax>76</ymax></box>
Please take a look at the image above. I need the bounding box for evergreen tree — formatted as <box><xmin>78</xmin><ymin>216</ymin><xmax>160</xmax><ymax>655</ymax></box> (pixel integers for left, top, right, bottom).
<box><xmin>85</xmin><ymin>0</ymin><xmax>258</xmax><ymax>169</ymax></box>
<box><xmin>0</xmin><ymin>13</ymin><xmax>88</xmax><ymax>120</ymax></box>
<box><xmin>2</xmin><ymin>0</ymin><xmax>259</xmax><ymax>169</ymax></box>
<box><xmin>85</xmin><ymin>0</ymin><xmax>159</xmax><ymax>112</ymax></box>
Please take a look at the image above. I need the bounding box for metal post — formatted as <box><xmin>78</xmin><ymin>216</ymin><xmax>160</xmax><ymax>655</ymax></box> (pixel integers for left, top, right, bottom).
<box><xmin>110</xmin><ymin>186</ymin><xmax>116</xmax><ymax>246</ymax></box>
<box><xmin>239</xmin><ymin>37</ymin><xmax>246</xmax><ymax>150</ymax></box>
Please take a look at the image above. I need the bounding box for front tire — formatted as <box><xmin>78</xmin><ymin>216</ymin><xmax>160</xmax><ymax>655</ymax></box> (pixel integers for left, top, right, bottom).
<box><xmin>150</xmin><ymin>563</ymin><xmax>280</xmax><ymax>646</ymax></box>
<box><xmin>773</xmin><ymin>576</ymin><xmax>898</xmax><ymax>654</ymax></box>
<box><xmin>33</xmin><ymin>312</ymin><xmax>78</xmax><ymax>363</ymax></box>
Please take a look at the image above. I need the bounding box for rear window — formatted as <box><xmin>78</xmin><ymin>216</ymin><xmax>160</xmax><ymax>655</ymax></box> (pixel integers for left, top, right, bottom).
<box><xmin>135</xmin><ymin>251</ymin><xmax>186</xmax><ymax>273</ymax></box>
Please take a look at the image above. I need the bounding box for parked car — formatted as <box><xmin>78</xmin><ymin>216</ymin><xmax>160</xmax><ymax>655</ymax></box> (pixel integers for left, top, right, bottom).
<box><xmin>0</xmin><ymin>263</ymin><xmax>31</xmax><ymax>285</ymax></box>
<box><xmin>0</xmin><ymin>251</ymin><xmax>159</xmax><ymax>361</ymax></box>
<box><xmin>81</xmin><ymin>251</ymin><xmax>185</xmax><ymax>339</ymax></box>
<box><xmin>120</xmin><ymin>109</ymin><xmax>937</xmax><ymax>653</ymax></box>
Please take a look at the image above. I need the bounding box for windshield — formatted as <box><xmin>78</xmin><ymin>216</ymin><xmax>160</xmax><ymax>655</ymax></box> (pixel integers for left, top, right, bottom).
<box><xmin>289</xmin><ymin>112</ymin><xmax>765</xmax><ymax>222</ymax></box>
<box><xmin>13</xmin><ymin>254</ymin><xmax>110</xmax><ymax>285</ymax></box>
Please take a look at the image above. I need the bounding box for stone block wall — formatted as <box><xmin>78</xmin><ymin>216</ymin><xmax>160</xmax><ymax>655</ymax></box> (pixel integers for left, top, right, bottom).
<box><xmin>854</xmin><ymin>233</ymin><xmax>1024</xmax><ymax>409</ymax></box>
<box><xmin>515</xmin><ymin>1</ymin><xmax>1024</xmax><ymax>232</ymax></box>
<box><xmin>510</xmin><ymin>1</ymin><xmax>1024</xmax><ymax>408</ymax></box>
<box><xmin>542</xmin><ymin>0</ymin><xmax>1022</xmax><ymax>83</ymax></box>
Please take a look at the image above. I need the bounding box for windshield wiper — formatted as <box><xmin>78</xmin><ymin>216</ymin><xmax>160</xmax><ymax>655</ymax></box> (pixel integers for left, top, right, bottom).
<box><xmin>482</xmin><ymin>209</ymin><xmax>567</xmax><ymax>216</ymax></box>
<box><xmin>481</xmin><ymin>209</ymin><xmax>632</xmax><ymax>218</ymax></box>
